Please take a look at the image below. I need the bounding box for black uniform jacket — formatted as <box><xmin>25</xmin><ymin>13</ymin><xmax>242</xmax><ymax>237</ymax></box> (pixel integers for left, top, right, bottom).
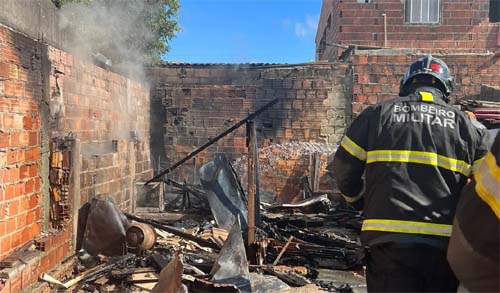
<box><xmin>332</xmin><ymin>87</ymin><xmax>489</xmax><ymax>248</ymax></box>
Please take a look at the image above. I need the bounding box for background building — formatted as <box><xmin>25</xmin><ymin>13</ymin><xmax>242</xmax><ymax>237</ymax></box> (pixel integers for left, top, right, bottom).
<box><xmin>316</xmin><ymin>0</ymin><xmax>500</xmax><ymax>61</ymax></box>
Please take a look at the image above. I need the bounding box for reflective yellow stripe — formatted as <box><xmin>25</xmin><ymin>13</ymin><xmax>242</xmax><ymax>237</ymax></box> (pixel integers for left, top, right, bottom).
<box><xmin>362</xmin><ymin>219</ymin><xmax>452</xmax><ymax>237</ymax></box>
<box><xmin>366</xmin><ymin>150</ymin><xmax>472</xmax><ymax>176</ymax></box>
<box><xmin>474</xmin><ymin>152</ymin><xmax>500</xmax><ymax>219</ymax></box>
<box><xmin>340</xmin><ymin>135</ymin><xmax>367</xmax><ymax>161</ymax></box>
<box><xmin>419</xmin><ymin>91</ymin><xmax>434</xmax><ymax>102</ymax></box>
<box><xmin>342</xmin><ymin>193</ymin><xmax>363</xmax><ymax>203</ymax></box>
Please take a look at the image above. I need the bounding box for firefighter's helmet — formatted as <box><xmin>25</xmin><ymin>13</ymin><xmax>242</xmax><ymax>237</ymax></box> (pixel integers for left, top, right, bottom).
<box><xmin>399</xmin><ymin>55</ymin><xmax>453</xmax><ymax>97</ymax></box>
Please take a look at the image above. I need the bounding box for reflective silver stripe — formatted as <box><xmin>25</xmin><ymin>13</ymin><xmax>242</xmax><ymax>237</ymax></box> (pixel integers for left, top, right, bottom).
<box><xmin>366</xmin><ymin>150</ymin><xmax>471</xmax><ymax>176</ymax></box>
<box><xmin>340</xmin><ymin>135</ymin><xmax>367</xmax><ymax>161</ymax></box>
<box><xmin>362</xmin><ymin>219</ymin><xmax>452</xmax><ymax>237</ymax></box>
<box><xmin>472</xmin><ymin>158</ymin><xmax>485</xmax><ymax>172</ymax></box>
<box><xmin>474</xmin><ymin>152</ymin><xmax>500</xmax><ymax>219</ymax></box>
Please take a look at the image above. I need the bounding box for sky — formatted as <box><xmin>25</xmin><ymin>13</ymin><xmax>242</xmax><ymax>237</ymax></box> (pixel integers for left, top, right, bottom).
<box><xmin>164</xmin><ymin>0</ymin><xmax>323</xmax><ymax>64</ymax></box>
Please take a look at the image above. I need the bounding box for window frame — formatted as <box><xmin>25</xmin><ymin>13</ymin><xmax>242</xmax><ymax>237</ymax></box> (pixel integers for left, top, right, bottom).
<box><xmin>405</xmin><ymin>0</ymin><xmax>441</xmax><ymax>25</ymax></box>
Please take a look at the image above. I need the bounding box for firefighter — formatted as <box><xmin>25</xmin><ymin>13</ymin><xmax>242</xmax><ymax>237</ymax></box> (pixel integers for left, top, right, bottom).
<box><xmin>447</xmin><ymin>132</ymin><xmax>499</xmax><ymax>292</ymax></box>
<box><xmin>331</xmin><ymin>55</ymin><xmax>489</xmax><ymax>292</ymax></box>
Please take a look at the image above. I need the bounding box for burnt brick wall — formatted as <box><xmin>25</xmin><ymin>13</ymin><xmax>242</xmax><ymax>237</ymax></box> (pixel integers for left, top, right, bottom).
<box><xmin>0</xmin><ymin>22</ymin><xmax>152</xmax><ymax>291</ymax></box>
<box><xmin>316</xmin><ymin>0</ymin><xmax>499</xmax><ymax>60</ymax></box>
<box><xmin>148</xmin><ymin>63</ymin><xmax>352</xmax><ymax>203</ymax></box>
<box><xmin>350</xmin><ymin>52</ymin><xmax>500</xmax><ymax>114</ymax></box>
<box><xmin>48</xmin><ymin>49</ymin><xmax>153</xmax><ymax>211</ymax></box>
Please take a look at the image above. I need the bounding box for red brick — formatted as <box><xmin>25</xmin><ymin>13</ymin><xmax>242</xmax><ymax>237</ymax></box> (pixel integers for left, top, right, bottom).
<box><xmin>16</xmin><ymin>213</ymin><xmax>27</xmax><ymax>230</ymax></box>
<box><xmin>18</xmin><ymin>133</ymin><xmax>29</xmax><ymax>145</ymax></box>
<box><xmin>14</xmin><ymin>182</ymin><xmax>24</xmax><ymax>197</ymax></box>
<box><xmin>22</xmin><ymin>116</ymin><xmax>32</xmax><ymax>130</ymax></box>
<box><xmin>4</xmin><ymin>185</ymin><xmax>15</xmax><ymax>200</ymax></box>
<box><xmin>9</xmin><ymin>133</ymin><xmax>20</xmax><ymax>146</ymax></box>
<box><xmin>1</xmin><ymin>234</ymin><xmax>12</xmax><ymax>253</ymax></box>
<box><xmin>20</xmin><ymin>226</ymin><xmax>31</xmax><ymax>245</ymax></box>
<box><xmin>34</xmin><ymin>177</ymin><xmax>41</xmax><ymax>191</ymax></box>
<box><xmin>8</xmin><ymin>200</ymin><xmax>19</xmax><ymax>216</ymax></box>
<box><xmin>0</xmin><ymin>133</ymin><xmax>9</xmax><ymax>148</ymax></box>
<box><xmin>28</xmin><ymin>132</ymin><xmax>38</xmax><ymax>146</ymax></box>
<box><xmin>19</xmin><ymin>197</ymin><xmax>29</xmax><ymax>211</ymax></box>
<box><xmin>30</xmin><ymin>223</ymin><xmax>41</xmax><ymax>239</ymax></box>
<box><xmin>29</xmin><ymin>165</ymin><xmax>38</xmax><ymax>177</ymax></box>
<box><xmin>11</xmin><ymin>233</ymin><xmax>21</xmax><ymax>250</ymax></box>
<box><xmin>26</xmin><ymin>210</ymin><xmax>35</xmax><ymax>225</ymax></box>
<box><xmin>28</xmin><ymin>194</ymin><xmax>38</xmax><ymax>209</ymax></box>
<box><xmin>0</xmin><ymin>62</ymin><xmax>10</xmax><ymax>78</ymax></box>
<box><xmin>19</xmin><ymin>165</ymin><xmax>29</xmax><ymax>179</ymax></box>
<box><xmin>7</xmin><ymin>167</ymin><xmax>20</xmax><ymax>182</ymax></box>
<box><xmin>25</xmin><ymin>180</ymin><xmax>34</xmax><ymax>194</ymax></box>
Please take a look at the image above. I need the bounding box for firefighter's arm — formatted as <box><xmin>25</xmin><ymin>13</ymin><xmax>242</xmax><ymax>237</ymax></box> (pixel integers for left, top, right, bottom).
<box><xmin>331</xmin><ymin>107</ymin><xmax>372</xmax><ymax>211</ymax></box>
<box><xmin>472</xmin><ymin>128</ymin><xmax>492</xmax><ymax>173</ymax></box>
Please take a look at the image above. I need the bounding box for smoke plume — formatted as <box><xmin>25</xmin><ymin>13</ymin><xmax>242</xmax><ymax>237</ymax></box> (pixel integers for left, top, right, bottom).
<box><xmin>58</xmin><ymin>0</ymin><xmax>165</xmax><ymax>79</ymax></box>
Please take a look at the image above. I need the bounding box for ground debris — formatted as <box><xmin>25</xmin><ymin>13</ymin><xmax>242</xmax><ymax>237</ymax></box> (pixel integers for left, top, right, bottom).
<box><xmin>40</xmin><ymin>177</ymin><xmax>365</xmax><ymax>292</ymax></box>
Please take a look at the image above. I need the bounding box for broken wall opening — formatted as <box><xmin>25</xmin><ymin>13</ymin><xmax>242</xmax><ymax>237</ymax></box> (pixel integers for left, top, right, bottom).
<box><xmin>147</xmin><ymin>63</ymin><xmax>353</xmax><ymax>204</ymax></box>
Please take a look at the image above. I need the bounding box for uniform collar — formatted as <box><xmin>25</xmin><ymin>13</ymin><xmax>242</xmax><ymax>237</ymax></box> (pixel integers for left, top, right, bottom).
<box><xmin>409</xmin><ymin>87</ymin><xmax>447</xmax><ymax>105</ymax></box>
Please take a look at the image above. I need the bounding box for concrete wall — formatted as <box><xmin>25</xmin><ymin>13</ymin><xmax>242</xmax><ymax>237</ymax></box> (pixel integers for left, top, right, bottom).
<box><xmin>316</xmin><ymin>0</ymin><xmax>500</xmax><ymax>60</ymax></box>
<box><xmin>0</xmin><ymin>0</ymin><xmax>67</xmax><ymax>49</ymax></box>
<box><xmin>148</xmin><ymin>63</ymin><xmax>352</xmax><ymax>203</ymax></box>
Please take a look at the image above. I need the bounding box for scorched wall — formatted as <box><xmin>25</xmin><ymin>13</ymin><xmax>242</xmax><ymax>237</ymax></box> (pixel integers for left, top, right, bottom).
<box><xmin>148</xmin><ymin>63</ymin><xmax>353</xmax><ymax>203</ymax></box>
<box><xmin>0</xmin><ymin>22</ymin><xmax>152</xmax><ymax>292</ymax></box>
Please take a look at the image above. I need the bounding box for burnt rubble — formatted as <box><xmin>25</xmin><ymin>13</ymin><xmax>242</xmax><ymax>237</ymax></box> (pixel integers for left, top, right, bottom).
<box><xmin>38</xmin><ymin>99</ymin><xmax>366</xmax><ymax>292</ymax></box>
<box><xmin>39</xmin><ymin>189</ymin><xmax>365</xmax><ymax>292</ymax></box>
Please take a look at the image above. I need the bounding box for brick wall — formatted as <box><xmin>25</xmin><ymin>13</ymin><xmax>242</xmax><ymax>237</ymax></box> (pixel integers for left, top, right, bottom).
<box><xmin>48</xmin><ymin>48</ymin><xmax>153</xmax><ymax>211</ymax></box>
<box><xmin>148</xmin><ymin>63</ymin><xmax>352</xmax><ymax>203</ymax></box>
<box><xmin>316</xmin><ymin>0</ymin><xmax>500</xmax><ymax>60</ymax></box>
<box><xmin>0</xmin><ymin>22</ymin><xmax>152</xmax><ymax>291</ymax></box>
<box><xmin>350</xmin><ymin>51</ymin><xmax>500</xmax><ymax>114</ymax></box>
<box><xmin>0</xmin><ymin>24</ymin><xmax>43</xmax><ymax>261</ymax></box>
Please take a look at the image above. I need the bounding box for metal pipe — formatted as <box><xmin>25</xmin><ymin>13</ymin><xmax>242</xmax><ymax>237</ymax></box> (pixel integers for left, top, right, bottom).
<box><xmin>144</xmin><ymin>98</ymin><xmax>279</xmax><ymax>185</ymax></box>
<box><xmin>382</xmin><ymin>13</ymin><xmax>387</xmax><ymax>47</ymax></box>
<box><xmin>124</xmin><ymin>213</ymin><xmax>220</xmax><ymax>251</ymax></box>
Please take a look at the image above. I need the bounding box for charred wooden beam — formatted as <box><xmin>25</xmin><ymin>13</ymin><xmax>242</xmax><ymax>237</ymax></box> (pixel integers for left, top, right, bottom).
<box><xmin>145</xmin><ymin>98</ymin><xmax>279</xmax><ymax>185</ymax></box>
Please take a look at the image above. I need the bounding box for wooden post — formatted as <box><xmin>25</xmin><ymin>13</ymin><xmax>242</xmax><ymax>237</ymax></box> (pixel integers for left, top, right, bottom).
<box><xmin>254</xmin><ymin>124</ymin><xmax>261</xmax><ymax>228</ymax></box>
<box><xmin>246</xmin><ymin>121</ymin><xmax>256</xmax><ymax>248</ymax></box>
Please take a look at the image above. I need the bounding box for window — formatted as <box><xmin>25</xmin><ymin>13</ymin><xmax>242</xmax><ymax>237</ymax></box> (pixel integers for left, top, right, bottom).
<box><xmin>406</xmin><ymin>0</ymin><xmax>440</xmax><ymax>24</ymax></box>
<box><xmin>357</xmin><ymin>0</ymin><xmax>372</xmax><ymax>3</ymax></box>
<box><xmin>490</xmin><ymin>0</ymin><xmax>500</xmax><ymax>22</ymax></box>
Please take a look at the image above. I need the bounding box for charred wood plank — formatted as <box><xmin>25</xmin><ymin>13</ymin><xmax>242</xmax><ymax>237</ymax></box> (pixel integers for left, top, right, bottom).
<box><xmin>145</xmin><ymin>98</ymin><xmax>279</xmax><ymax>185</ymax></box>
